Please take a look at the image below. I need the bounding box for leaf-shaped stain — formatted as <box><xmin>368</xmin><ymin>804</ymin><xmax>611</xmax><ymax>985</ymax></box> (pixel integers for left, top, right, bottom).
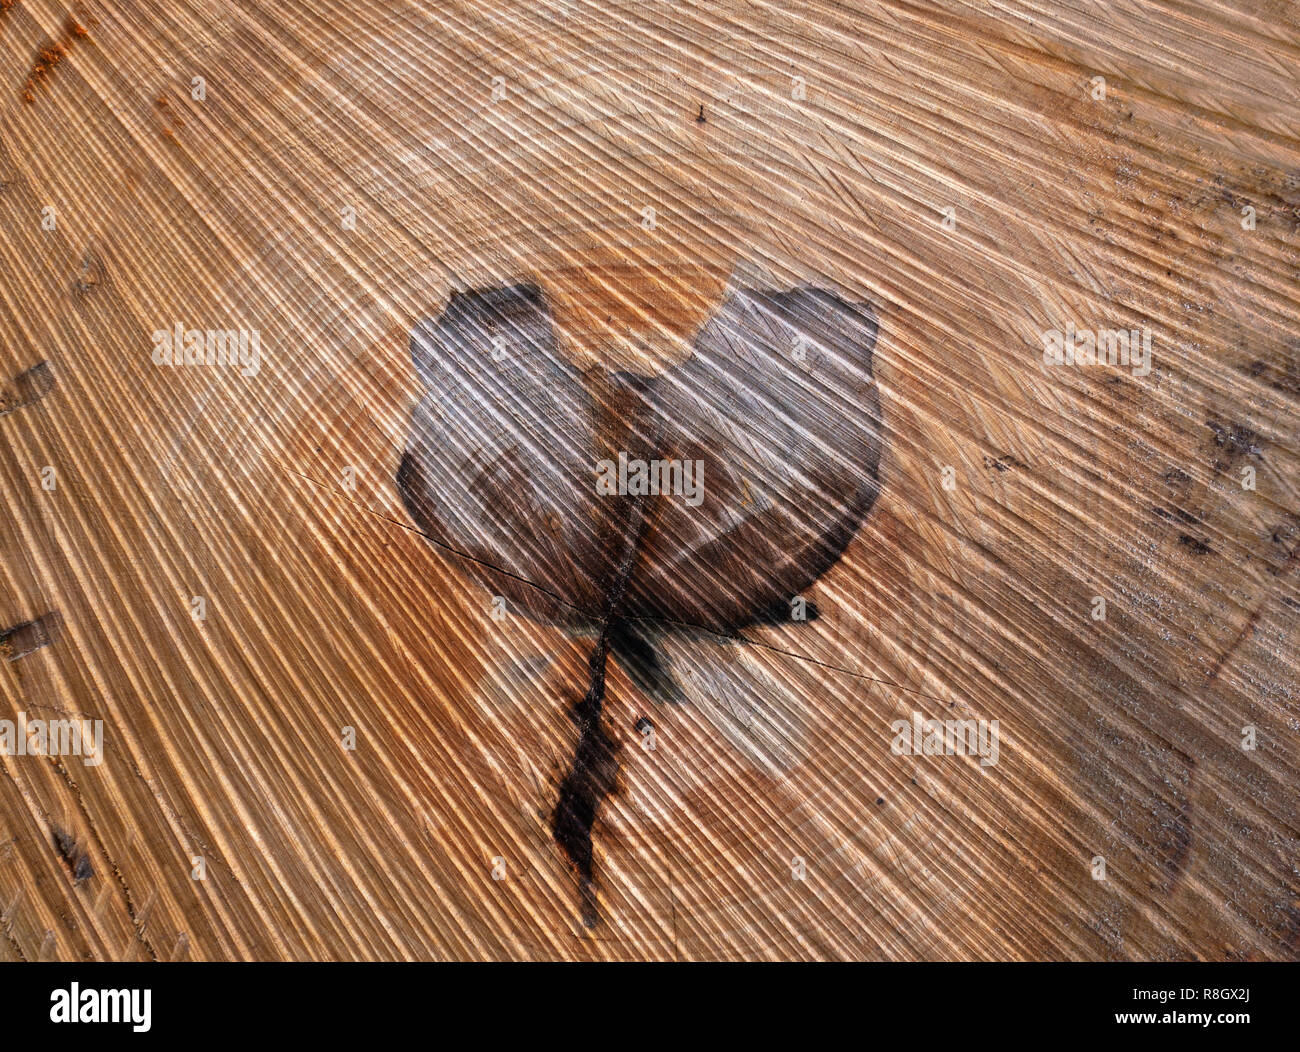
<box><xmin>398</xmin><ymin>281</ymin><xmax>883</xmax><ymax>924</ymax></box>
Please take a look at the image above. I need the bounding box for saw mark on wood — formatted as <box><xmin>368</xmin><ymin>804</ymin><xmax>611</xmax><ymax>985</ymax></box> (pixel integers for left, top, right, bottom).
<box><xmin>51</xmin><ymin>753</ymin><xmax>160</xmax><ymax>959</ymax></box>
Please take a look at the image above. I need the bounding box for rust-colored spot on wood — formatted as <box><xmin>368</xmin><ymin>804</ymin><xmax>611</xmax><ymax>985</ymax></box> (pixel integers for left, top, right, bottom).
<box><xmin>20</xmin><ymin>9</ymin><xmax>92</xmax><ymax>102</ymax></box>
<box><xmin>155</xmin><ymin>91</ymin><xmax>186</xmax><ymax>140</ymax></box>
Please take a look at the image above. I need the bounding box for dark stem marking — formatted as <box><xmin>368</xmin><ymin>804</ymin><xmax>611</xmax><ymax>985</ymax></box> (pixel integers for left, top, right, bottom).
<box><xmin>551</xmin><ymin>493</ymin><xmax>649</xmax><ymax>927</ymax></box>
<box><xmin>551</xmin><ymin>624</ymin><xmax>618</xmax><ymax>928</ymax></box>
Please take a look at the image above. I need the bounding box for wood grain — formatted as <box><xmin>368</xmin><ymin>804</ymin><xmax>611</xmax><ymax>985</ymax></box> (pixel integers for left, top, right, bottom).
<box><xmin>0</xmin><ymin>0</ymin><xmax>1296</xmax><ymax>959</ymax></box>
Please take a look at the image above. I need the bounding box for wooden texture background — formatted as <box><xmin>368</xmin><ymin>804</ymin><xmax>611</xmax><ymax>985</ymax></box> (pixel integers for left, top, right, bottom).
<box><xmin>0</xmin><ymin>0</ymin><xmax>1297</xmax><ymax>960</ymax></box>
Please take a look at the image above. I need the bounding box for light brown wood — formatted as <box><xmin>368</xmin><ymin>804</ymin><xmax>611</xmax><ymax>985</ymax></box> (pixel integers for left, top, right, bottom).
<box><xmin>0</xmin><ymin>0</ymin><xmax>1296</xmax><ymax>960</ymax></box>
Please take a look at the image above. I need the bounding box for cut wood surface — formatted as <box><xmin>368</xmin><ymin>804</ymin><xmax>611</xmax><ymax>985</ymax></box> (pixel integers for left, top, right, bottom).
<box><xmin>0</xmin><ymin>0</ymin><xmax>1297</xmax><ymax>960</ymax></box>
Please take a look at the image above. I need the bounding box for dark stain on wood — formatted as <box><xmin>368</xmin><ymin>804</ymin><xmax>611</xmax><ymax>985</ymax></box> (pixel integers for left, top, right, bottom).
<box><xmin>52</xmin><ymin>827</ymin><xmax>93</xmax><ymax>886</ymax></box>
<box><xmin>553</xmin><ymin>621</ymin><xmax>625</xmax><ymax>927</ymax></box>
<box><xmin>74</xmin><ymin>248</ymin><xmax>105</xmax><ymax>295</ymax></box>
<box><xmin>984</xmin><ymin>452</ymin><xmax>1028</xmax><ymax>473</ymax></box>
<box><xmin>1153</xmin><ymin>506</ymin><xmax>1201</xmax><ymax>527</ymax></box>
<box><xmin>0</xmin><ymin>360</ymin><xmax>55</xmax><ymax>417</ymax></box>
<box><xmin>1206</xmin><ymin>418</ymin><xmax>1262</xmax><ymax>471</ymax></box>
<box><xmin>398</xmin><ymin>281</ymin><xmax>883</xmax><ymax>924</ymax></box>
<box><xmin>1</xmin><ymin>612</ymin><xmax>63</xmax><ymax>661</ymax></box>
